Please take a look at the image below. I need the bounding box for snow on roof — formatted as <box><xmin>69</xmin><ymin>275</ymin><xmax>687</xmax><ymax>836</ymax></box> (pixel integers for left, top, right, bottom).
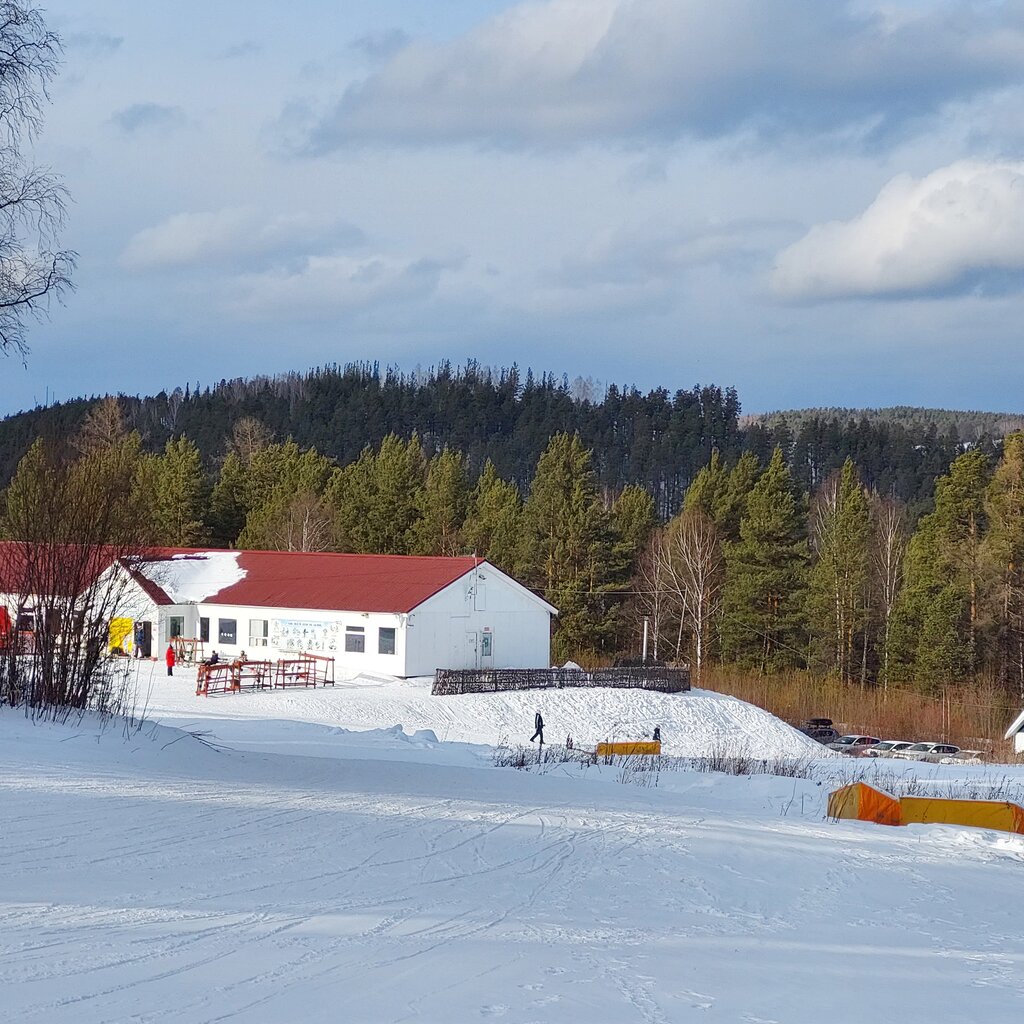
<box><xmin>140</xmin><ymin>552</ymin><xmax>247</xmax><ymax>604</ymax></box>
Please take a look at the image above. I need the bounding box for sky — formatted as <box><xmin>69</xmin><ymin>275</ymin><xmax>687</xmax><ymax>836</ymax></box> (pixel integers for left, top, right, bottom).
<box><xmin>4</xmin><ymin>0</ymin><xmax>1024</xmax><ymax>415</ymax></box>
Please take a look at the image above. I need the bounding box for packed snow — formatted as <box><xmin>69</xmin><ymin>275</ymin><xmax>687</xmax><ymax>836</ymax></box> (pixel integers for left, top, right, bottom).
<box><xmin>133</xmin><ymin>663</ymin><xmax>827</xmax><ymax>760</ymax></box>
<box><xmin>3</xmin><ymin>707</ymin><xmax>1024</xmax><ymax>1023</ymax></box>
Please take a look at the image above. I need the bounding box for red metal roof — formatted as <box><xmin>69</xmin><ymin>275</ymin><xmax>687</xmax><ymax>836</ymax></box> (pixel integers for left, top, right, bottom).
<box><xmin>141</xmin><ymin>549</ymin><xmax>480</xmax><ymax>613</ymax></box>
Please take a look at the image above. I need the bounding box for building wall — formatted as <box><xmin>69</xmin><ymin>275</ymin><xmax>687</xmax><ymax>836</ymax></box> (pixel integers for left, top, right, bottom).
<box><xmin>195</xmin><ymin>602</ymin><xmax>409</xmax><ymax>676</ymax></box>
<box><xmin>404</xmin><ymin>563</ymin><xmax>552</xmax><ymax>677</ymax></box>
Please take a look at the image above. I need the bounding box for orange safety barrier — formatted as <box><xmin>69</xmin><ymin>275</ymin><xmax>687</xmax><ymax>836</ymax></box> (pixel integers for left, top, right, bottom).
<box><xmin>827</xmin><ymin>783</ymin><xmax>902</xmax><ymax>827</ymax></box>
<box><xmin>196</xmin><ymin>663</ymin><xmax>240</xmax><ymax>696</ymax></box>
<box><xmin>596</xmin><ymin>741</ymin><xmax>661</xmax><ymax>757</ymax></box>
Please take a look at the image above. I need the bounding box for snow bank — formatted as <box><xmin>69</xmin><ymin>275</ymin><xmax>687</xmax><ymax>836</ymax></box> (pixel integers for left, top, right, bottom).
<box><xmin>135</xmin><ymin>666</ymin><xmax>825</xmax><ymax>760</ymax></box>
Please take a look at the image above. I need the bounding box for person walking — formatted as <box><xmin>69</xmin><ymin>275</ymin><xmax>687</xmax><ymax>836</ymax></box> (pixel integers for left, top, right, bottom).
<box><xmin>165</xmin><ymin>643</ymin><xmax>176</xmax><ymax>677</ymax></box>
<box><xmin>530</xmin><ymin>710</ymin><xmax>544</xmax><ymax>745</ymax></box>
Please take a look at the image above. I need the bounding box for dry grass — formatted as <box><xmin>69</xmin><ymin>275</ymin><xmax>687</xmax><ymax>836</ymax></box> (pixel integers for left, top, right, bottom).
<box><xmin>700</xmin><ymin>664</ymin><xmax>1021</xmax><ymax>760</ymax></box>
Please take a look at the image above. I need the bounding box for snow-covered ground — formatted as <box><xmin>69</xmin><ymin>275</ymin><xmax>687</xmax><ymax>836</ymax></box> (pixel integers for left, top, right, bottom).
<box><xmin>4</xmin><ymin>671</ymin><xmax>1024</xmax><ymax>1022</ymax></box>
<box><xmin>132</xmin><ymin>662</ymin><xmax>826</xmax><ymax>760</ymax></box>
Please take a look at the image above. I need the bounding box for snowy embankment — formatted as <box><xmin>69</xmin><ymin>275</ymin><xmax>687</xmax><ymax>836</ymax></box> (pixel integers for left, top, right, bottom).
<box><xmin>132</xmin><ymin>663</ymin><xmax>825</xmax><ymax>759</ymax></box>
<box><xmin>3</xmin><ymin>709</ymin><xmax>1024</xmax><ymax>1023</ymax></box>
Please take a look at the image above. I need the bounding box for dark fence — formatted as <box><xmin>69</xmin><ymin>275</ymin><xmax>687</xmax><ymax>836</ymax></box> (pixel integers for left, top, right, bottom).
<box><xmin>432</xmin><ymin>666</ymin><xmax>690</xmax><ymax>696</ymax></box>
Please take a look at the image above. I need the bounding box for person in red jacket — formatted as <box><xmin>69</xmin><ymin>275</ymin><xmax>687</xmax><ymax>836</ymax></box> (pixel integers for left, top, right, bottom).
<box><xmin>165</xmin><ymin>643</ymin><xmax>176</xmax><ymax>677</ymax></box>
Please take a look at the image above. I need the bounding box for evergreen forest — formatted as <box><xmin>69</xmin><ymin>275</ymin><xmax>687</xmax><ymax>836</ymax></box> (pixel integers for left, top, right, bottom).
<box><xmin>2</xmin><ymin>361</ymin><xmax>1022</xmax><ymax>696</ymax></box>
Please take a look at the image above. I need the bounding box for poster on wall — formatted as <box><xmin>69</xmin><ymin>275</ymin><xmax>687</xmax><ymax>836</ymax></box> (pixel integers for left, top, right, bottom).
<box><xmin>270</xmin><ymin>618</ymin><xmax>341</xmax><ymax>653</ymax></box>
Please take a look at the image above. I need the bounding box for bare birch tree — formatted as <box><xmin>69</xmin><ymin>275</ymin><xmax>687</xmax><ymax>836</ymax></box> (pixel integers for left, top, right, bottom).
<box><xmin>872</xmin><ymin>496</ymin><xmax>906</xmax><ymax>690</ymax></box>
<box><xmin>0</xmin><ymin>3</ymin><xmax>74</xmax><ymax>358</ymax></box>
<box><xmin>660</xmin><ymin>508</ymin><xmax>723</xmax><ymax>684</ymax></box>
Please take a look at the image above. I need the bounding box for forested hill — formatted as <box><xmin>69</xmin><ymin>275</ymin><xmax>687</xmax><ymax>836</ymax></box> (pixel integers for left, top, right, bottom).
<box><xmin>0</xmin><ymin>361</ymin><xmax>999</xmax><ymax>512</ymax></box>
<box><xmin>749</xmin><ymin>406</ymin><xmax>1024</xmax><ymax>442</ymax></box>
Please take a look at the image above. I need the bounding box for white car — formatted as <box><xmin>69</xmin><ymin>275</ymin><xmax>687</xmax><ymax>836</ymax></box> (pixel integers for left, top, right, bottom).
<box><xmin>890</xmin><ymin>741</ymin><xmax>960</xmax><ymax>762</ymax></box>
<box><xmin>827</xmin><ymin>734</ymin><xmax>882</xmax><ymax>756</ymax></box>
<box><xmin>862</xmin><ymin>740</ymin><xmax>914</xmax><ymax>758</ymax></box>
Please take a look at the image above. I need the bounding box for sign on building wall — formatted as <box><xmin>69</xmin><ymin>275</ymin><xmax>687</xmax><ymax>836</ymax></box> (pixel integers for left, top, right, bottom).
<box><xmin>270</xmin><ymin>618</ymin><xmax>341</xmax><ymax>653</ymax></box>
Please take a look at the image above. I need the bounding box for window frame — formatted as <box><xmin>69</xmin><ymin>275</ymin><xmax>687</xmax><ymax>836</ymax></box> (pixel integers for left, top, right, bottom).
<box><xmin>249</xmin><ymin>618</ymin><xmax>269</xmax><ymax>647</ymax></box>
<box><xmin>344</xmin><ymin>625</ymin><xmax>366</xmax><ymax>654</ymax></box>
<box><xmin>218</xmin><ymin>618</ymin><xmax>237</xmax><ymax>645</ymax></box>
<box><xmin>378</xmin><ymin>626</ymin><xmax>396</xmax><ymax>655</ymax></box>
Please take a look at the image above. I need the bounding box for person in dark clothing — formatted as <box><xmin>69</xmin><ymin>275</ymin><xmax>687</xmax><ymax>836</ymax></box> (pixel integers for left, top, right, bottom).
<box><xmin>165</xmin><ymin>644</ymin><xmax>176</xmax><ymax>677</ymax></box>
<box><xmin>208</xmin><ymin>651</ymin><xmax>220</xmax><ymax>666</ymax></box>
<box><xmin>530</xmin><ymin>711</ymin><xmax>544</xmax><ymax>744</ymax></box>
<box><xmin>653</xmin><ymin>725</ymin><xmax>661</xmax><ymax>743</ymax></box>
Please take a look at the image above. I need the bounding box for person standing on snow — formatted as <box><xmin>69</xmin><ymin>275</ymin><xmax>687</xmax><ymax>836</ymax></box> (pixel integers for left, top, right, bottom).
<box><xmin>165</xmin><ymin>643</ymin><xmax>176</xmax><ymax>677</ymax></box>
<box><xmin>653</xmin><ymin>725</ymin><xmax>661</xmax><ymax>743</ymax></box>
<box><xmin>530</xmin><ymin>710</ymin><xmax>544</xmax><ymax>745</ymax></box>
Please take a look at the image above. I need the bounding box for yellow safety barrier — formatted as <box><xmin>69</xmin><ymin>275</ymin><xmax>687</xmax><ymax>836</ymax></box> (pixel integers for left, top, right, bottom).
<box><xmin>900</xmin><ymin>797</ymin><xmax>1024</xmax><ymax>835</ymax></box>
<box><xmin>596</xmin><ymin>741</ymin><xmax>661</xmax><ymax>757</ymax></box>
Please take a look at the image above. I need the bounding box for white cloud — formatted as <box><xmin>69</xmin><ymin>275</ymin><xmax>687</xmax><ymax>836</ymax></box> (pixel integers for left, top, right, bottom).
<box><xmin>771</xmin><ymin>161</ymin><xmax>1024</xmax><ymax>301</ymax></box>
<box><xmin>225</xmin><ymin>253</ymin><xmax>459</xmax><ymax>321</ymax></box>
<box><xmin>121</xmin><ymin>209</ymin><xmax>365</xmax><ymax>271</ymax></box>
<box><xmin>303</xmin><ymin>0</ymin><xmax>1024</xmax><ymax>150</ymax></box>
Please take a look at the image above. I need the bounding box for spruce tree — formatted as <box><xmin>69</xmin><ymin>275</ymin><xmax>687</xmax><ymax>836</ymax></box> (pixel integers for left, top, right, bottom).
<box><xmin>721</xmin><ymin>447</ymin><xmax>808</xmax><ymax>673</ymax></box>
<box><xmin>714</xmin><ymin>451</ymin><xmax>760</xmax><ymax>541</ymax></box>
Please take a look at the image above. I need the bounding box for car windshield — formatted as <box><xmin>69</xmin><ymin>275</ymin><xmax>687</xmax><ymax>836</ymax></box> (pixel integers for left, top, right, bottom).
<box><xmin>874</xmin><ymin>742</ymin><xmax>896</xmax><ymax>750</ymax></box>
<box><xmin>834</xmin><ymin>736</ymin><xmax>857</xmax><ymax>745</ymax></box>
<box><xmin>907</xmin><ymin>743</ymin><xmax>933</xmax><ymax>751</ymax></box>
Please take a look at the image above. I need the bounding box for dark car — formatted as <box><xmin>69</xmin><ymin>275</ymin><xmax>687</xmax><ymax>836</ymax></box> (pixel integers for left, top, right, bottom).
<box><xmin>797</xmin><ymin>718</ymin><xmax>840</xmax><ymax>744</ymax></box>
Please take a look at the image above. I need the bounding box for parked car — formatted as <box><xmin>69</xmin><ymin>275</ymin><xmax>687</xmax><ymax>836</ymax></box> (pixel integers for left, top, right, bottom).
<box><xmin>940</xmin><ymin>749</ymin><xmax>985</xmax><ymax>764</ymax></box>
<box><xmin>862</xmin><ymin>740</ymin><xmax>914</xmax><ymax>758</ymax></box>
<box><xmin>890</xmin><ymin>742</ymin><xmax>960</xmax><ymax>762</ymax></box>
<box><xmin>827</xmin><ymin>734</ymin><xmax>882</xmax><ymax>755</ymax></box>
<box><xmin>797</xmin><ymin>717</ymin><xmax>840</xmax><ymax>744</ymax></box>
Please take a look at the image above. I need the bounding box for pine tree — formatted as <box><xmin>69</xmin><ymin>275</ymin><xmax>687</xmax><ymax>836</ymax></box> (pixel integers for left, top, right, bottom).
<box><xmin>208</xmin><ymin>452</ymin><xmax>248</xmax><ymax>547</ymax></box>
<box><xmin>683</xmin><ymin>450</ymin><xmax>728</xmax><ymax>518</ymax></box>
<box><xmin>889</xmin><ymin>449</ymin><xmax>990</xmax><ymax>687</ymax></box>
<box><xmin>238</xmin><ymin>443</ymin><xmax>334</xmax><ymax>550</ymax></box>
<box><xmin>411</xmin><ymin>448</ymin><xmax>469</xmax><ymax>556</ymax></box>
<box><xmin>721</xmin><ymin>447</ymin><xmax>808</xmax><ymax>673</ymax></box>
<box><xmin>140</xmin><ymin>437</ymin><xmax>207</xmax><ymax>547</ymax></box>
<box><xmin>328</xmin><ymin>434</ymin><xmax>427</xmax><ymax>554</ymax></box>
<box><xmin>714</xmin><ymin>451</ymin><xmax>760</xmax><ymax>541</ymax></box>
<box><xmin>463</xmin><ymin>460</ymin><xmax>521</xmax><ymax>570</ymax></box>
<box><xmin>519</xmin><ymin>433</ymin><xmax>616</xmax><ymax>658</ymax></box>
<box><xmin>807</xmin><ymin>458</ymin><xmax>870</xmax><ymax>682</ymax></box>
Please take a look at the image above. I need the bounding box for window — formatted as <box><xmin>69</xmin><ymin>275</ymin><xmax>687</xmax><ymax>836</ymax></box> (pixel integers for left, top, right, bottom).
<box><xmin>345</xmin><ymin>625</ymin><xmax>365</xmax><ymax>653</ymax></box>
<box><xmin>481</xmin><ymin>631</ymin><xmax>493</xmax><ymax>658</ymax></box>
<box><xmin>249</xmin><ymin>619</ymin><xmax>269</xmax><ymax>647</ymax></box>
<box><xmin>378</xmin><ymin>627</ymin><xmax>396</xmax><ymax>655</ymax></box>
<box><xmin>218</xmin><ymin>618</ymin><xmax>237</xmax><ymax>645</ymax></box>
<box><xmin>169</xmin><ymin>616</ymin><xmax>184</xmax><ymax>639</ymax></box>
<box><xmin>199</xmin><ymin>617</ymin><xmax>210</xmax><ymax>643</ymax></box>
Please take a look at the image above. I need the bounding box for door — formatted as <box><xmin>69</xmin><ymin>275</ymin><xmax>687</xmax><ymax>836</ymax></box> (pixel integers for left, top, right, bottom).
<box><xmin>480</xmin><ymin>629</ymin><xmax>493</xmax><ymax>667</ymax></box>
<box><xmin>465</xmin><ymin>631</ymin><xmax>479</xmax><ymax>669</ymax></box>
<box><xmin>140</xmin><ymin>620</ymin><xmax>153</xmax><ymax>659</ymax></box>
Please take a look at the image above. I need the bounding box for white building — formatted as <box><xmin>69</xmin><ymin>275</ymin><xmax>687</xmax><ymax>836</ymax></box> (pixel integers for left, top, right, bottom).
<box><xmin>103</xmin><ymin>549</ymin><xmax>556</xmax><ymax>677</ymax></box>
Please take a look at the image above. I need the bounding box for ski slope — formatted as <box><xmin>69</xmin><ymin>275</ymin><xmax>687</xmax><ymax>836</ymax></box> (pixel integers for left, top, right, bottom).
<box><xmin>3</xmin><ymin>710</ymin><xmax>1024</xmax><ymax>1023</ymax></box>
<box><xmin>134</xmin><ymin>664</ymin><xmax>826</xmax><ymax>759</ymax></box>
